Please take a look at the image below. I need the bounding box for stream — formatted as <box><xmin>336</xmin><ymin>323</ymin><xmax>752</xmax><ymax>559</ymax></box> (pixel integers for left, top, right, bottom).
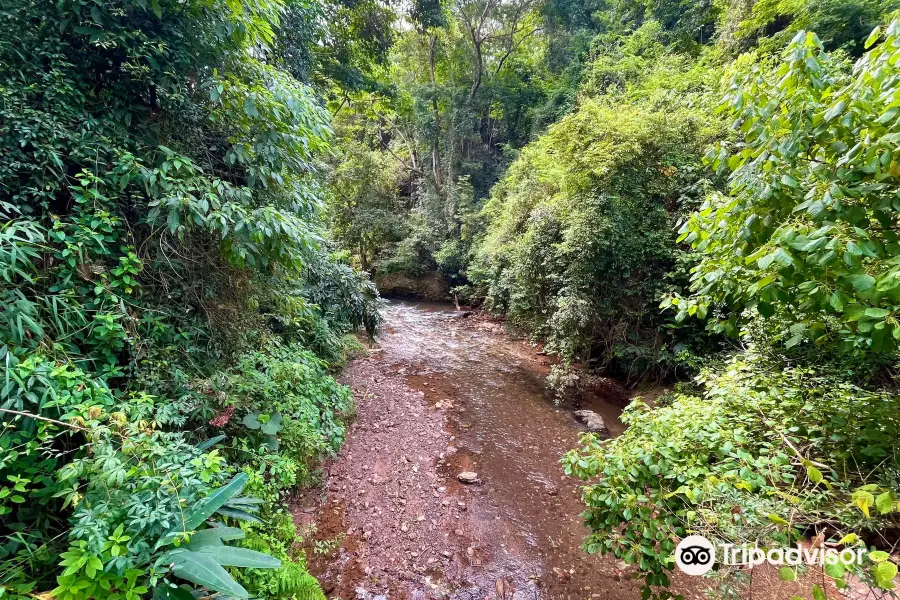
<box><xmin>293</xmin><ymin>300</ymin><xmax>852</xmax><ymax>600</ymax></box>
<box><xmin>294</xmin><ymin>300</ymin><xmax>657</xmax><ymax>599</ymax></box>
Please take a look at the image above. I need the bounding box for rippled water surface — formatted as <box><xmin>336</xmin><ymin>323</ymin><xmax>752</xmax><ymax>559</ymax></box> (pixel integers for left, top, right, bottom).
<box><xmin>380</xmin><ymin>300</ymin><xmax>633</xmax><ymax>599</ymax></box>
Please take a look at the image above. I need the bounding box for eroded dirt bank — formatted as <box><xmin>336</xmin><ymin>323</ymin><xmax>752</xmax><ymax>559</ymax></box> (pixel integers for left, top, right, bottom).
<box><xmin>292</xmin><ymin>300</ymin><xmax>653</xmax><ymax>599</ymax></box>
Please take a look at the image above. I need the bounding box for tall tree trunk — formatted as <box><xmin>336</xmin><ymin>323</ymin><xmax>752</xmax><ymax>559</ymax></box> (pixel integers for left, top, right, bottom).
<box><xmin>469</xmin><ymin>34</ymin><xmax>483</xmax><ymax>101</ymax></box>
<box><xmin>429</xmin><ymin>34</ymin><xmax>443</xmax><ymax>193</ymax></box>
<box><xmin>359</xmin><ymin>240</ymin><xmax>370</xmax><ymax>273</ymax></box>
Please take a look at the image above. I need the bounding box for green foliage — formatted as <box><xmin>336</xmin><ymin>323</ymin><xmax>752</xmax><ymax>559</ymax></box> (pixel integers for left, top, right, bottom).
<box><xmin>328</xmin><ymin>137</ymin><xmax>408</xmax><ymax>273</ymax></box>
<box><xmin>723</xmin><ymin>0</ymin><xmax>899</xmax><ymax>56</ymax></box>
<box><xmin>235</xmin><ymin>522</ymin><xmax>326</xmax><ymax>600</ymax></box>
<box><xmin>669</xmin><ymin>24</ymin><xmax>900</xmax><ymax>355</ymax></box>
<box><xmin>0</xmin><ymin>0</ymin><xmax>378</xmax><ymax>597</ymax></box>
<box><xmin>471</xmin><ymin>63</ymin><xmax>720</xmax><ymax>376</ymax></box>
<box><xmin>565</xmin><ymin>19</ymin><xmax>900</xmax><ymax>598</ymax></box>
<box><xmin>220</xmin><ymin>342</ymin><xmax>353</xmax><ymax>468</ymax></box>
<box><xmin>564</xmin><ymin>350</ymin><xmax>900</xmax><ymax>591</ymax></box>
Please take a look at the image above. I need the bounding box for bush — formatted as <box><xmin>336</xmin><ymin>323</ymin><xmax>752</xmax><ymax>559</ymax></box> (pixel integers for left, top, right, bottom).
<box><xmin>564</xmin><ymin>350</ymin><xmax>900</xmax><ymax>592</ymax></box>
<box><xmin>668</xmin><ymin>23</ymin><xmax>900</xmax><ymax>356</ymax></box>
<box><xmin>0</xmin><ymin>0</ymin><xmax>378</xmax><ymax>597</ymax></box>
<box><xmin>472</xmin><ymin>86</ymin><xmax>718</xmax><ymax>377</ymax></box>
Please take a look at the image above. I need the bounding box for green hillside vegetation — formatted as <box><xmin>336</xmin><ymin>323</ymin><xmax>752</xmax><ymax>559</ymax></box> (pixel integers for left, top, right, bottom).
<box><xmin>0</xmin><ymin>0</ymin><xmax>382</xmax><ymax>598</ymax></box>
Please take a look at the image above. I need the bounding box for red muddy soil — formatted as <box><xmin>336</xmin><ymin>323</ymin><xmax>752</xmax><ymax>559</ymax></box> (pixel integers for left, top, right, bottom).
<box><xmin>291</xmin><ymin>300</ymin><xmax>864</xmax><ymax>600</ymax></box>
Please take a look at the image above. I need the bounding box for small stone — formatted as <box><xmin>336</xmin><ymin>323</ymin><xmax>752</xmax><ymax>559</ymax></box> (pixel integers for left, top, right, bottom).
<box><xmin>401</xmin><ymin>522</ymin><xmax>409</xmax><ymax>533</ymax></box>
<box><xmin>442</xmin><ymin>551</ymin><xmax>452</xmax><ymax>558</ymax></box>
<box><xmin>457</xmin><ymin>471</ymin><xmax>478</xmax><ymax>484</ymax></box>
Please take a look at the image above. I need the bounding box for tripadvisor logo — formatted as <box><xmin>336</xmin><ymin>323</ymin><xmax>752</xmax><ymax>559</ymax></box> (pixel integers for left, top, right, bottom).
<box><xmin>675</xmin><ymin>535</ymin><xmax>716</xmax><ymax>575</ymax></box>
<box><xmin>675</xmin><ymin>535</ymin><xmax>867</xmax><ymax>576</ymax></box>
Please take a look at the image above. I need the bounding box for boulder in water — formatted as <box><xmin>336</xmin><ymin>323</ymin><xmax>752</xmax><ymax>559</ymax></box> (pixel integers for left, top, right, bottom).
<box><xmin>574</xmin><ymin>410</ymin><xmax>607</xmax><ymax>433</ymax></box>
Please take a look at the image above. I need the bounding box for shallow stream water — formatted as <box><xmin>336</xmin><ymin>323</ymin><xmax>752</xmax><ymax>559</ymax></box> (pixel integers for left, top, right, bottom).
<box><xmin>365</xmin><ymin>300</ymin><xmax>635</xmax><ymax>598</ymax></box>
<box><xmin>299</xmin><ymin>300</ymin><xmax>843</xmax><ymax>600</ymax></box>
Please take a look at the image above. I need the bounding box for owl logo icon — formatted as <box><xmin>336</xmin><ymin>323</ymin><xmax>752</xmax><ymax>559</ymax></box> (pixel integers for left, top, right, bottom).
<box><xmin>675</xmin><ymin>535</ymin><xmax>716</xmax><ymax>575</ymax></box>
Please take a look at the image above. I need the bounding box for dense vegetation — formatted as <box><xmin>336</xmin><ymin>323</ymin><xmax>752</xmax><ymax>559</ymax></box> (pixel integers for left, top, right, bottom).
<box><xmin>7</xmin><ymin>0</ymin><xmax>900</xmax><ymax>596</ymax></box>
<box><xmin>566</xmin><ymin>23</ymin><xmax>900</xmax><ymax>594</ymax></box>
<box><xmin>0</xmin><ymin>0</ymin><xmax>382</xmax><ymax>598</ymax></box>
<box><xmin>323</xmin><ymin>0</ymin><xmax>900</xmax><ymax>596</ymax></box>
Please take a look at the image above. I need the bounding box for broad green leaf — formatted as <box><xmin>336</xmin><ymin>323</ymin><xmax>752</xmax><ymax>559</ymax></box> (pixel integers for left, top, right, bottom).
<box><xmin>873</xmin><ymin>561</ymin><xmax>897</xmax><ymax>589</ymax></box>
<box><xmin>806</xmin><ymin>465</ymin><xmax>823</xmax><ymax>484</ymax></box>
<box><xmin>160</xmin><ymin>474</ymin><xmax>248</xmax><ymax>543</ymax></box>
<box><xmin>215</xmin><ymin>507</ymin><xmax>264</xmax><ymax>524</ymax></box>
<box><xmin>163</xmin><ymin>549</ymin><xmax>248</xmax><ymax>598</ymax></box>
<box><xmin>768</xmin><ymin>513</ymin><xmax>789</xmax><ymax>525</ymax></box>
<box><xmin>197</xmin><ymin>435</ymin><xmax>226</xmax><ymax>451</ymax></box>
<box><xmin>825</xmin><ymin>561</ymin><xmax>845</xmax><ymax>579</ymax></box>
<box><xmin>848</xmin><ymin>274</ymin><xmax>876</xmax><ymax>292</ymax></box>
<box><xmin>185</xmin><ymin>527</ymin><xmax>245</xmax><ymax>550</ymax></box>
<box><xmin>195</xmin><ymin>546</ymin><xmax>281</xmax><ymax>568</ymax></box>
<box><xmin>865</xmin><ymin>26</ymin><xmax>881</xmax><ymax>49</ymax></box>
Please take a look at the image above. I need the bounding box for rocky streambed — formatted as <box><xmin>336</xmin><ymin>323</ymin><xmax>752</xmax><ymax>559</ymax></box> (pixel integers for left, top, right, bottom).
<box><xmin>290</xmin><ymin>300</ymin><xmax>873</xmax><ymax>600</ymax></box>
<box><xmin>291</xmin><ymin>300</ymin><xmax>655</xmax><ymax>599</ymax></box>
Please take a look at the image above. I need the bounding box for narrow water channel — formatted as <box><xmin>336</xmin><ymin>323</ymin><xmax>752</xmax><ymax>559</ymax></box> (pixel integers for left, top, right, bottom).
<box><xmin>387</xmin><ymin>300</ymin><xmax>629</xmax><ymax>598</ymax></box>
<box><xmin>297</xmin><ymin>300</ymin><xmax>840</xmax><ymax>600</ymax></box>
<box><xmin>296</xmin><ymin>300</ymin><xmax>654</xmax><ymax>599</ymax></box>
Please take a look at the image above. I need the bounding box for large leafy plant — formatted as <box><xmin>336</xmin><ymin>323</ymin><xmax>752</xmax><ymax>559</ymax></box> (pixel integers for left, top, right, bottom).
<box><xmin>153</xmin><ymin>474</ymin><xmax>280</xmax><ymax>599</ymax></box>
<box><xmin>668</xmin><ymin>22</ymin><xmax>900</xmax><ymax>355</ymax></box>
<box><xmin>564</xmin><ymin>351</ymin><xmax>900</xmax><ymax>594</ymax></box>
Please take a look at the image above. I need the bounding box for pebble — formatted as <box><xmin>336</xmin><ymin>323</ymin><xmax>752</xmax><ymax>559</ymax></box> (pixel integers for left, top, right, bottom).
<box><xmin>457</xmin><ymin>471</ymin><xmax>478</xmax><ymax>484</ymax></box>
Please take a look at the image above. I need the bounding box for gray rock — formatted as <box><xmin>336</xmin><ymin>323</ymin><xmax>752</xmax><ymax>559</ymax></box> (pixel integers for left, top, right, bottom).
<box><xmin>574</xmin><ymin>410</ymin><xmax>607</xmax><ymax>433</ymax></box>
<box><xmin>457</xmin><ymin>471</ymin><xmax>479</xmax><ymax>484</ymax></box>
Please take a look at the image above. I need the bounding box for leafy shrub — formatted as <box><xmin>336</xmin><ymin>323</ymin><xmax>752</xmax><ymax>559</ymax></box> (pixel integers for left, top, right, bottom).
<box><xmin>668</xmin><ymin>23</ymin><xmax>900</xmax><ymax>356</ymax></box>
<box><xmin>564</xmin><ymin>350</ymin><xmax>900</xmax><ymax>592</ymax></box>
<box><xmin>221</xmin><ymin>342</ymin><xmax>353</xmax><ymax>470</ymax></box>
